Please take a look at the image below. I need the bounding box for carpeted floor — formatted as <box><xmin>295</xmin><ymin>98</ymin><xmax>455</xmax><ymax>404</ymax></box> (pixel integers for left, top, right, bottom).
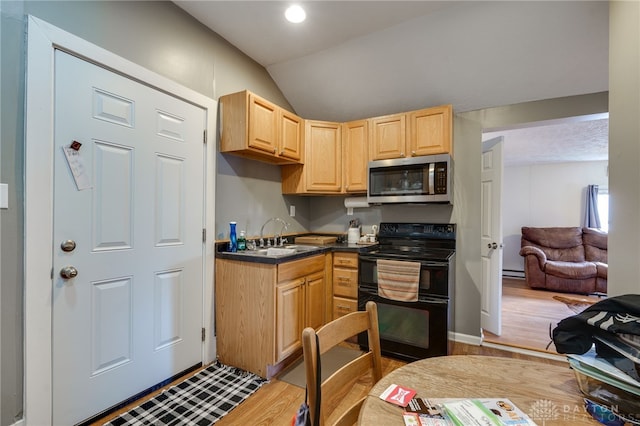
<box><xmin>277</xmin><ymin>345</ymin><xmax>364</xmax><ymax>388</ymax></box>
<box><xmin>103</xmin><ymin>362</ymin><xmax>266</xmax><ymax>426</ymax></box>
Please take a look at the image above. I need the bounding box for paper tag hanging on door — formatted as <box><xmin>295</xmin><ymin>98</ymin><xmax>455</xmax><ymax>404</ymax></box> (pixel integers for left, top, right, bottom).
<box><xmin>62</xmin><ymin>142</ymin><xmax>92</xmax><ymax>190</ymax></box>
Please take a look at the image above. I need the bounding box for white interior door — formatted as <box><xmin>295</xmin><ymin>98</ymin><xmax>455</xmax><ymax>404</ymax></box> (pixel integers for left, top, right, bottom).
<box><xmin>481</xmin><ymin>137</ymin><xmax>504</xmax><ymax>336</ymax></box>
<box><xmin>52</xmin><ymin>50</ymin><xmax>206</xmax><ymax>424</ymax></box>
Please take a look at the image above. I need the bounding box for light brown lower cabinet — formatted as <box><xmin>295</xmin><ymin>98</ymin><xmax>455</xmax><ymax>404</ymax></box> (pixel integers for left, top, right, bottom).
<box><xmin>332</xmin><ymin>251</ymin><xmax>359</xmax><ymax>343</ymax></box>
<box><xmin>332</xmin><ymin>252</ymin><xmax>359</xmax><ymax>319</ymax></box>
<box><xmin>215</xmin><ymin>254</ymin><xmax>326</xmax><ymax>378</ymax></box>
<box><xmin>276</xmin><ymin>269</ymin><xmax>324</xmax><ymax>362</ymax></box>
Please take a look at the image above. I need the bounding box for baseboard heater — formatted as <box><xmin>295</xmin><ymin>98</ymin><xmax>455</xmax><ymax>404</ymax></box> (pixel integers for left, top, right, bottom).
<box><xmin>503</xmin><ymin>269</ymin><xmax>525</xmax><ymax>279</ymax></box>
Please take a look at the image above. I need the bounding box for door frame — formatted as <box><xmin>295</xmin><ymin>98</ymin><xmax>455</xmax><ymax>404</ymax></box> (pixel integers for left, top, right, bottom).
<box><xmin>24</xmin><ymin>16</ymin><xmax>217</xmax><ymax>425</ymax></box>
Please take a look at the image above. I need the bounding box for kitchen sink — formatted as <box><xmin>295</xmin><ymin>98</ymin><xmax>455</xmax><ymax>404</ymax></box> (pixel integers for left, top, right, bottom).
<box><xmin>229</xmin><ymin>245</ymin><xmax>322</xmax><ymax>258</ymax></box>
<box><xmin>264</xmin><ymin>247</ymin><xmax>296</xmax><ymax>256</ymax></box>
<box><xmin>283</xmin><ymin>245</ymin><xmax>321</xmax><ymax>252</ymax></box>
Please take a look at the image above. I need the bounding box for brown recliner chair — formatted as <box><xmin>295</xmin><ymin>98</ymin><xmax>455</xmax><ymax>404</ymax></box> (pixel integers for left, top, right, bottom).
<box><xmin>519</xmin><ymin>227</ymin><xmax>607</xmax><ymax>295</ymax></box>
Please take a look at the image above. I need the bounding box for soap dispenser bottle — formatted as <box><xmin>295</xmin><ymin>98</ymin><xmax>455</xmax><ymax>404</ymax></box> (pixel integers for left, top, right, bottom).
<box><xmin>229</xmin><ymin>221</ymin><xmax>237</xmax><ymax>252</ymax></box>
<box><xmin>238</xmin><ymin>230</ymin><xmax>246</xmax><ymax>251</ymax></box>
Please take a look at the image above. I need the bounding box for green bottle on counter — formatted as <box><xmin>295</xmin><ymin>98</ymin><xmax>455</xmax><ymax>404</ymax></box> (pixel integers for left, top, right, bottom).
<box><xmin>238</xmin><ymin>230</ymin><xmax>246</xmax><ymax>251</ymax></box>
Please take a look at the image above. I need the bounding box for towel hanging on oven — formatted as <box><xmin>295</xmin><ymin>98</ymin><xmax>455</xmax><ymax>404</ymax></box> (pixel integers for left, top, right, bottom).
<box><xmin>376</xmin><ymin>259</ymin><xmax>420</xmax><ymax>302</ymax></box>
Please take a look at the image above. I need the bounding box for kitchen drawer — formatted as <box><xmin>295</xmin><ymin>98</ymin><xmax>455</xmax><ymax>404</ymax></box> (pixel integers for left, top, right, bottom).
<box><xmin>332</xmin><ymin>296</ymin><xmax>358</xmax><ymax>320</ymax></box>
<box><xmin>333</xmin><ymin>252</ymin><xmax>358</xmax><ymax>269</ymax></box>
<box><xmin>333</xmin><ymin>268</ymin><xmax>358</xmax><ymax>298</ymax></box>
<box><xmin>278</xmin><ymin>253</ymin><xmax>324</xmax><ymax>283</ymax></box>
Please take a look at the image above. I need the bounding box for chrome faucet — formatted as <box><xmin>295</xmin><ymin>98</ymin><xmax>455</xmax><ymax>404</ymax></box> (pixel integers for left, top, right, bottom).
<box><xmin>260</xmin><ymin>217</ymin><xmax>289</xmax><ymax>247</ymax></box>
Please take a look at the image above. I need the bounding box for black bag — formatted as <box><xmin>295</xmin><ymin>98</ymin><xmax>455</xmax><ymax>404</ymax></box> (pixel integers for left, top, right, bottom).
<box><xmin>552</xmin><ymin>294</ymin><xmax>640</xmax><ymax>355</ymax></box>
<box><xmin>292</xmin><ymin>334</ymin><xmax>321</xmax><ymax>426</ymax></box>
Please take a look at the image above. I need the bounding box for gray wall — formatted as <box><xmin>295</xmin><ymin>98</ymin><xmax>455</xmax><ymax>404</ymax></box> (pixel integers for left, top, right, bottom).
<box><xmin>1</xmin><ymin>1</ymin><xmax>639</xmax><ymax>424</ymax></box>
<box><xmin>609</xmin><ymin>1</ymin><xmax>640</xmax><ymax>296</ymax></box>
<box><xmin>1</xmin><ymin>2</ymin><xmax>26</xmax><ymax>424</ymax></box>
<box><xmin>452</xmin><ymin>93</ymin><xmax>610</xmax><ymax>336</ymax></box>
<box><xmin>1</xmin><ymin>1</ymin><xmax>298</xmax><ymax>423</ymax></box>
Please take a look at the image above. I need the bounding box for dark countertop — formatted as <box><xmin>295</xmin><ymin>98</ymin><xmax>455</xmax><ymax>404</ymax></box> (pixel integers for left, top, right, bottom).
<box><xmin>215</xmin><ymin>241</ymin><xmax>377</xmax><ymax>265</ymax></box>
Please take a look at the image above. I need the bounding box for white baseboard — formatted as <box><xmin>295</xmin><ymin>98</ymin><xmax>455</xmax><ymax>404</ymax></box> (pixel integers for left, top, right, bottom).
<box><xmin>450</xmin><ymin>331</ymin><xmax>568</xmax><ymax>363</ymax></box>
<box><xmin>502</xmin><ymin>270</ymin><xmax>525</xmax><ymax>279</ymax></box>
<box><xmin>450</xmin><ymin>331</ymin><xmax>482</xmax><ymax>346</ymax></box>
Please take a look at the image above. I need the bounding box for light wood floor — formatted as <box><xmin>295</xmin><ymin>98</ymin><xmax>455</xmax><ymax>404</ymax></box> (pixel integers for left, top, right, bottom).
<box><xmin>91</xmin><ymin>279</ymin><xmax>595</xmax><ymax>425</ymax></box>
<box><xmin>216</xmin><ymin>342</ymin><xmax>569</xmax><ymax>426</ymax></box>
<box><xmin>92</xmin><ymin>340</ymin><xmax>568</xmax><ymax>425</ymax></box>
<box><xmin>483</xmin><ymin>277</ymin><xmax>603</xmax><ymax>354</ymax></box>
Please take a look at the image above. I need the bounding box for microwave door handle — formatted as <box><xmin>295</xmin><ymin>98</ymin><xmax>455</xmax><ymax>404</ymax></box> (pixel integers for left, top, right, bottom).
<box><xmin>428</xmin><ymin>163</ymin><xmax>435</xmax><ymax>194</ymax></box>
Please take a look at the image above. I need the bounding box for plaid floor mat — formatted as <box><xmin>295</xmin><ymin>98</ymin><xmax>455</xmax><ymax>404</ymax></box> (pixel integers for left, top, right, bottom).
<box><xmin>105</xmin><ymin>362</ymin><xmax>266</xmax><ymax>425</ymax></box>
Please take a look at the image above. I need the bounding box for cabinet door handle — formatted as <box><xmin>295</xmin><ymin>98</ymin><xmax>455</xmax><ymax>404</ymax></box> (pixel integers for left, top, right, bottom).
<box><xmin>336</xmin><ymin>305</ymin><xmax>351</xmax><ymax>311</ymax></box>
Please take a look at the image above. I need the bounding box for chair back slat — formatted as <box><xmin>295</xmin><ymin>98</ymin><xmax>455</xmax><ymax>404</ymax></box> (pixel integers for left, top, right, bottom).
<box><xmin>302</xmin><ymin>301</ymin><xmax>382</xmax><ymax>426</ymax></box>
<box><xmin>332</xmin><ymin>397</ymin><xmax>366</xmax><ymax>426</ymax></box>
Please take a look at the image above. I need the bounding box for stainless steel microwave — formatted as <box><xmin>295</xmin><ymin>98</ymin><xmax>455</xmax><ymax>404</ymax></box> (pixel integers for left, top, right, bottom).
<box><xmin>367</xmin><ymin>154</ymin><xmax>452</xmax><ymax>204</ymax></box>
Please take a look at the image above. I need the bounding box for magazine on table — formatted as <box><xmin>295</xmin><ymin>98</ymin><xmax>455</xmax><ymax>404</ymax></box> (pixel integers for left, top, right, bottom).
<box><xmin>378</xmin><ymin>384</ymin><xmax>536</xmax><ymax>426</ymax></box>
<box><xmin>401</xmin><ymin>397</ymin><xmax>537</xmax><ymax>426</ymax></box>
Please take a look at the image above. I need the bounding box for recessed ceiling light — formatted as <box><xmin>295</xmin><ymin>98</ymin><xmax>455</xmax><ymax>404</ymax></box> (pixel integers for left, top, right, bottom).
<box><xmin>285</xmin><ymin>5</ymin><xmax>306</xmax><ymax>23</ymax></box>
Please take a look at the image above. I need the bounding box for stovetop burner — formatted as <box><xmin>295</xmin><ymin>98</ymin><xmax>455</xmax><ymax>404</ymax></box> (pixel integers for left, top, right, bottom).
<box><xmin>362</xmin><ymin>223</ymin><xmax>456</xmax><ymax>262</ymax></box>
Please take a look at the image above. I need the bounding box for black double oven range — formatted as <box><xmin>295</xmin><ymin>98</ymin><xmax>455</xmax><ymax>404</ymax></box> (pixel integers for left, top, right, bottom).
<box><xmin>358</xmin><ymin>222</ymin><xmax>455</xmax><ymax>362</ymax></box>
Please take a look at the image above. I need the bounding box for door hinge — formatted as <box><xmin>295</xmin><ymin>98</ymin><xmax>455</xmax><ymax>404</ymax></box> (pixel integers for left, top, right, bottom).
<box><xmin>203</xmin><ymin>130</ymin><xmax>207</xmax><ymax>144</ymax></box>
<box><xmin>202</xmin><ymin>228</ymin><xmax>206</xmax><ymax>242</ymax></box>
<box><xmin>202</xmin><ymin>327</ymin><xmax>206</xmax><ymax>342</ymax></box>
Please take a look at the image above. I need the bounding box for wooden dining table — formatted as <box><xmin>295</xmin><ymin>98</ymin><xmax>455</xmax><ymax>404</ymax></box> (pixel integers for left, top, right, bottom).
<box><xmin>358</xmin><ymin>355</ymin><xmax>600</xmax><ymax>425</ymax></box>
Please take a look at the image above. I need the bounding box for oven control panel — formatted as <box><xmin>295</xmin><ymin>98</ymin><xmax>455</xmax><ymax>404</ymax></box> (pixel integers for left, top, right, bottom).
<box><xmin>378</xmin><ymin>223</ymin><xmax>455</xmax><ymax>239</ymax></box>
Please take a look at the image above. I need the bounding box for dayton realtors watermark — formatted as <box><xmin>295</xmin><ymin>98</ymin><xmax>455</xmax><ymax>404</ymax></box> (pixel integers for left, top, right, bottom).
<box><xmin>528</xmin><ymin>399</ymin><xmax>639</xmax><ymax>425</ymax></box>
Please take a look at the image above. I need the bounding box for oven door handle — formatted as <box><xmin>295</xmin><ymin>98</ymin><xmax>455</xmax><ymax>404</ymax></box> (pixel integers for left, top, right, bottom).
<box><xmin>420</xmin><ymin>261</ymin><xmax>449</xmax><ymax>268</ymax></box>
<box><xmin>360</xmin><ymin>256</ymin><xmax>448</xmax><ymax>268</ymax></box>
<box><xmin>418</xmin><ymin>296</ymin><xmax>449</xmax><ymax>304</ymax></box>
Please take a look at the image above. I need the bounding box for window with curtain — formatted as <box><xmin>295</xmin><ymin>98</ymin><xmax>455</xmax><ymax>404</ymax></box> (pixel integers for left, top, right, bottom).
<box><xmin>584</xmin><ymin>184</ymin><xmax>608</xmax><ymax>232</ymax></box>
<box><xmin>597</xmin><ymin>188</ymin><xmax>609</xmax><ymax>232</ymax></box>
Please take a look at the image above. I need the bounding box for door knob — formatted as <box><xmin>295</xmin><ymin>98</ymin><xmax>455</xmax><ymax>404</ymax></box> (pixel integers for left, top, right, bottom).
<box><xmin>487</xmin><ymin>242</ymin><xmax>498</xmax><ymax>249</ymax></box>
<box><xmin>60</xmin><ymin>266</ymin><xmax>78</xmax><ymax>279</ymax></box>
<box><xmin>60</xmin><ymin>239</ymin><xmax>76</xmax><ymax>252</ymax></box>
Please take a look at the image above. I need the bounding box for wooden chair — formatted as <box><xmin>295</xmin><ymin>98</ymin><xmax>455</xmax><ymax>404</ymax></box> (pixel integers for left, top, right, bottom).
<box><xmin>302</xmin><ymin>301</ymin><xmax>382</xmax><ymax>426</ymax></box>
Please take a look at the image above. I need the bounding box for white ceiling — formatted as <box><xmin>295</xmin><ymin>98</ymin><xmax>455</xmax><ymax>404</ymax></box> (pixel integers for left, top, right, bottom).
<box><xmin>484</xmin><ymin>115</ymin><xmax>609</xmax><ymax>167</ymax></box>
<box><xmin>174</xmin><ymin>0</ymin><xmax>609</xmax><ymax>166</ymax></box>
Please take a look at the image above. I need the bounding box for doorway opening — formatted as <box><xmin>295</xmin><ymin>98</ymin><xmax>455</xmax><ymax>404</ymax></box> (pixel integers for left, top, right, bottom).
<box><xmin>481</xmin><ymin>113</ymin><xmax>609</xmax><ymax>354</ymax></box>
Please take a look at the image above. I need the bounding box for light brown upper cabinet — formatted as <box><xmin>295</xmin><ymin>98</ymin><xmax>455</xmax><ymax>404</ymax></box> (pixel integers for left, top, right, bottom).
<box><xmin>370</xmin><ymin>105</ymin><xmax>452</xmax><ymax>160</ymax></box>
<box><xmin>219</xmin><ymin>90</ymin><xmax>303</xmax><ymax>165</ymax></box>
<box><xmin>282</xmin><ymin>120</ymin><xmax>342</xmax><ymax>194</ymax></box>
<box><xmin>369</xmin><ymin>112</ymin><xmax>407</xmax><ymax>160</ymax></box>
<box><xmin>280</xmin><ymin>109</ymin><xmax>304</xmax><ymax>162</ymax></box>
<box><xmin>342</xmin><ymin>119</ymin><xmax>368</xmax><ymax>193</ymax></box>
